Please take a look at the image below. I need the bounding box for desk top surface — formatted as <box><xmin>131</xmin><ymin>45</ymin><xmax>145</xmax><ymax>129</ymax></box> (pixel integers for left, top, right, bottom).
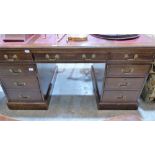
<box><xmin>0</xmin><ymin>34</ymin><xmax>155</xmax><ymax>49</ymax></box>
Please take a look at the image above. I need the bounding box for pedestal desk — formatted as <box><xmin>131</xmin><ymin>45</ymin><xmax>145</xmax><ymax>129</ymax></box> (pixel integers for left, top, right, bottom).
<box><xmin>0</xmin><ymin>34</ymin><xmax>155</xmax><ymax>110</ymax></box>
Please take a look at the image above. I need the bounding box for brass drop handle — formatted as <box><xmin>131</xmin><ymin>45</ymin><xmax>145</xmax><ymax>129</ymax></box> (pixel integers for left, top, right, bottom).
<box><xmin>14</xmin><ymin>82</ymin><xmax>26</xmax><ymax>86</ymax></box>
<box><xmin>121</xmin><ymin>67</ymin><xmax>134</xmax><ymax>74</ymax></box>
<box><xmin>119</xmin><ymin>82</ymin><xmax>128</xmax><ymax>87</ymax></box>
<box><xmin>12</xmin><ymin>54</ymin><xmax>18</xmax><ymax>59</ymax></box>
<box><xmin>19</xmin><ymin>95</ymin><xmax>30</xmax><ymax>99</ymax></box>
<box><xmin>82</xmin><ymin>54</ymin><xmax>87</xmax><ymax>59</ymax></box>
<box><xmin>4</xmin><ymin>54</ymin><xmax>9</xmax><ymax>59</ymax></box>
<box><xmin>9</xmin><ymin>69</ymin><xmax>22</xmax><ymax>74</ymax></box>
<box><xmin>91</xmin><ymin>54</ymin><xmax>96</xmax><ymax>59</ymax></box>
<box><xmin>4</xmin><ymin>54</ymin><xmax>18</xmax><ymax>61</ymax></box>
<box><xmin>45</xmin><ymin>54</ymin><xmax>60</xmax><ymax>61</ymax></box>
<box><xmin>81</xmin><ymin>54</ymin><xmax>96</xmax><ymax>60</ymax></box>
<box><xmin>124</xmin><ymin>54</ymin><xmax>138</xmax><ymax>60</ymax></box>
<box><xmin>124</xmin><ymin>54</ymin><xmax>129</xmax><ymax>59</ymax></box>
<box><xmin>116</xmin><ymin>95</ymin><xmax>126</xmax><ymax>100</ymax></box>
<box><xmin>134</xmin><ymin>54</ymin><xmax>139</xmax><ymax>59</ymax></box>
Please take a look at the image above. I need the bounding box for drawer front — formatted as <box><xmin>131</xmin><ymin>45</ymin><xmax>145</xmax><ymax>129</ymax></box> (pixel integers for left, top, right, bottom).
<box><xmin>110</xmin><ymin>52</ymin><xmax>154</xmax><ymax>61</ymax></box>
<box><xmin>106</xmin><ymin>65</ymin><xmax>151</xmax><ymax>77</ymax></box>
<box><xmin>0</xmin><ymin>64</ymin><xmax>37</xmax><ymax>76</ymax></box>
<box><xmin>1</xmin><ymin>76</ymin><xmax>39</xmax><ymax>89</ymax></box>
<box><xmin>34</xmin><ymin>52</ymin><xmax>108</xmax><ymax>62</ymax></box>
<box><xmin>6</xmin><ymin>89</ymin><xmax>43</xmax><ymax>102</ymax></box>
<box><xmin>101</xmin><ymin>91</ymin><xmax>140</xmax><ymax>103</ymax></box>
<box><xmin>0</xmin><ymin>50</ymin><xmax>33</xmax><ymax>62</ymax></box>
<box><xmin>104</xmin><ymin>78</ymin><xmax>145</xmax><ymax>90</ymax></box>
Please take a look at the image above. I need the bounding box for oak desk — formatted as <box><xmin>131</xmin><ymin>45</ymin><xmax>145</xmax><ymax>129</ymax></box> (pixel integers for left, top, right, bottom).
<box><xmin>0</xmin><ymin>34</ymin><xmax>155</xmax><ymax>110</ymax></box>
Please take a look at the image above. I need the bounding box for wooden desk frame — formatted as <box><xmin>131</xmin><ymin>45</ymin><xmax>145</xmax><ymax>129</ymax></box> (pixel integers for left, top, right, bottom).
<box><xmin>0</xmin><ymin>34</ymin><xmax>155</xmax><ymax>110</ymax></box>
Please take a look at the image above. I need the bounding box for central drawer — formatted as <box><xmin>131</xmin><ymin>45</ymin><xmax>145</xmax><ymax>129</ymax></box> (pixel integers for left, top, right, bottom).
<box><xmin>101</xmin><ymin>91</ymin><xmax>140</xmax><ymax>103</ymax></box>
<box><xmin>34</xmin><ymin>52</ymin><xmax>108</xmax><ymax>62</ymax></box>
<box><xmin>106</xmin><ymin>65</ymin><xmax>151</xmax><ymax>77</ymax></box>
<box><xmin>104</xmin><ymin>78</ymin><xmax>145</xmax><ymax>90</ymax></box>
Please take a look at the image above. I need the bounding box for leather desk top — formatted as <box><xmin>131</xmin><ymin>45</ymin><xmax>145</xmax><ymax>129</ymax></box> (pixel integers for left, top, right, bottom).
<box><xmin>0</xmin><ymin>34</ymin><xmax>155</xmax><ymax>49</ymax></box>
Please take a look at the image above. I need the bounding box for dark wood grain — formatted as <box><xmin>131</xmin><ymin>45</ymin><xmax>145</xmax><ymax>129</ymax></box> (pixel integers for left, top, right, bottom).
<box><xmin>0</xmin><ymin>34</ymin><xmax>155</xmax><ymax>110</ymax></box>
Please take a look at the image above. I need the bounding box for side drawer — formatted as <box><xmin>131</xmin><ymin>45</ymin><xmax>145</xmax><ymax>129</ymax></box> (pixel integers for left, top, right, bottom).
<box><xmin>110</xmin><ymin>52</ymin><xmax>154</xmax><ymax>61</ymax></box>
<box><xmin>0</xmin><ymin>76</ymin><xmax>40</xmax><ymax>89</ymax></box>
<box><xmin>0</xmin><ymin>64</ymin><xmax>37</xmax><ymax>76</ymax></box>
<box><xmin>101</xmin><ymin>90</ymin><xmax>140</xmax><ymax>103</ymax></box>
<box><xmin>106</xmin><ymin>65</ymin><xmax>151</xmax><ymax>77</ymax></box>
<box><xmin>0</xmin><ymin>50</ymin><xmax>33</xmax><ymax>62</ymax></box>
<box><xmin>5</xmin><ymin>89</ymin><xmax>43</xmax><ymax>102</ymax></box>
<box><xmin>104</xmin><ymin>77</ymin><xmax>145</xmax><ymax>90</ymax></box>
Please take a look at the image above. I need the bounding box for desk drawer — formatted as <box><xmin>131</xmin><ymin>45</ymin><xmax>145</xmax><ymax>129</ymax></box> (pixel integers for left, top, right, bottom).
<box><xmin>101</xmin><ymin>90</ymin><xmax>140</xmax><ymax>103</ymax></box>
<box><xmin>110</xmin><ymin>52</ymin><xmax>153</xmax><ymax>61</ymax></box>
<box><xmin>1</xmin><ymin>76</ymin><xmax>39</xmax><ymax>89</ymax></box>
<box><xmin>6</xmin><ymin>89</ymin><xmax>43</xmax><ymax>102</ymax></box>
<box><xmin>0</xmin><ymin>50</ymin><xmax>33</xmax><ymax>62</ymax></box>
<box><xmin>106</xmin><ymin>65</ymin><xmax>151</xmax><ymax>77</ymax></box>
<box><xmin>104</xmin><ymin>78</ymin><xmax>145</xmax><ymax>90</ymax></box>
<box><xmin>0</xmin><ymin>64</ymin><xmax>37</xmax><ymax>76</ymax></box>
<box><xmin>34</xmin><ymin>52</ymin><xmax>108</xmax><ymax>62</ymax></box>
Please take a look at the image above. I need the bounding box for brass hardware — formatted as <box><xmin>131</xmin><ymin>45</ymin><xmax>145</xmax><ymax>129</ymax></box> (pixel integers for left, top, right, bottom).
<box><xmin>12</xmin><ymin>54</ymin><xmax>18</xmax><ymax>59</ymax></box>
<box><xmin>45</xmin><ymin>54</ymin><xmax>60</xmax><ymax>61</ymax></box>
<box><xmin>4</xmin><ymin>54</ymin><xmax>9</xmax><ymax>59</ymax></box>
<box><xmin>119</xmin><ymin>82</ymin><xmax>128</xmax><ymax>87</ymax></box>
<box><xmin>55</xmin><ymin>54</ymin><xmax>60</xmax><ymax>60</ymax></box>
<box><xmin>91</xmin><ymin>54</ymin><xmax>96</xmax><ymax>59</ymax></box>
<box><xmin>19</xmin><ymin>95</ymin><xmax>30</xmax><ymax>99</ymax></box>
<box><xmin>124</xmin><ymin>54</ymin><xmax>129</xmax><ymax>59</ymax></box>
<box><xmin>116</xmin><ymin>95</ymin><xmax>126</xmax><ymax>100</ymax></box>
<box><xmin>82</xmin><ymin>54</ymin><xmax>87</xmax><ymax>59</ymax></box>
<box><xmin>134</xmin><ymin>54</ymin><xmax>139</xmax><ymax>59</ymax></box>
<box><xmin>14</xmin><ymin>82</ymin><xmax>26</xmax><ymax>86</ymax></box>
<box><xmin>124</xmin><ymin>54</ymin><xmax>138</xmax><ymax>60</ymax></box>
<box><xmin>4</xmin><ymin>54</ymin><xmax>18</xmax><ymax>61</ymax></box>
<box><xmin>9</xmin><ymin>69</ymin><xmax>22</xmax><ymax>74</ymax></box>
<box><xmin>121</xmin><ymin>67</ymin><xmax>134</xmax><ymax>74</ymax></box>
<box><xmin>81</xmin><ymin>54</ymin><xmax>96</xmax><ymax>60</ymax></box>
<box><xmin>45</xmin><ymin>54</ymin><xmax>50</xmax><ymax>59</ymax></box>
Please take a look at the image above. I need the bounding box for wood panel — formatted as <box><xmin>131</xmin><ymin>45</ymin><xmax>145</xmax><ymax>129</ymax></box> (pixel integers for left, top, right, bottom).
<box><xmin>104</xmin><ymin>78</ymin><xmax>145</xmax><ymax>90</ymax></box>
<box><xmin>106</xmin><ymin>65</ymin><xmax>151</xmax><ymax>77</ymax></box>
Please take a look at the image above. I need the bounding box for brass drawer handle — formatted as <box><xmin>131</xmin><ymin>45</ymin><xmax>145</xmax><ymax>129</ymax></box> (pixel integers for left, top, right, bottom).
<box><xmin>119</xmin><ymin>82</ymin><xmax>129</xmax><ymax>87</ymax></box>
<box><xmin>4</xmin><ymin>54</ymin><xmax>18</xmax><ymax>61</ymax></box>
<box><xmin>134</xmin><ymin>54</ymin><xmax>139</xmax><ymax>60</ymax></box>
<box><xmin>9</xmin><ymin>69</ymin><xmax>22</xmax><ymax>74</ymax></box>
<box><xmin>124</xmin><ymin>54</ymin><xmax>138</xmax><ymax>60</ymax></box>
<box><xmin>116</xmin><ymin>95</ymin><xmax>127</xmax><ymax>100</ymax></box>
<box><xmin>45</xmin><ymin>54</ymin><xmax>60</xmax><ymax>61</ymax></box>
<box><xmin>14</xmin><ymin>82</ymin><xmax>26</xmax><ymax>86</ymax></box>
<box><xmin>121</xmin><ymin>68</ymin><xmax>134</xmax><ymax>74</ymax></box>
<box><xmin>81</xmin><ymin>54</ymin><xmax>96</xmax><ymax>61</ymax></box>
<box><xmin>19</xmin><ymin>95</ymin><xmax>30</xmax><ymax>99</ymax></box>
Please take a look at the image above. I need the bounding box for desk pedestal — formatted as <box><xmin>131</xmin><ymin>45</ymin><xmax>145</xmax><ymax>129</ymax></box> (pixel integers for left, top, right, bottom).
<box><xmin>91</xmin><ymin>64</ymin><xmax>150</xmax><ymax>110</ymax></box>
<box><xmin>0</xmin><ymin>63</ymin><xmax>57</xmax><ymax>110</ymax></box>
